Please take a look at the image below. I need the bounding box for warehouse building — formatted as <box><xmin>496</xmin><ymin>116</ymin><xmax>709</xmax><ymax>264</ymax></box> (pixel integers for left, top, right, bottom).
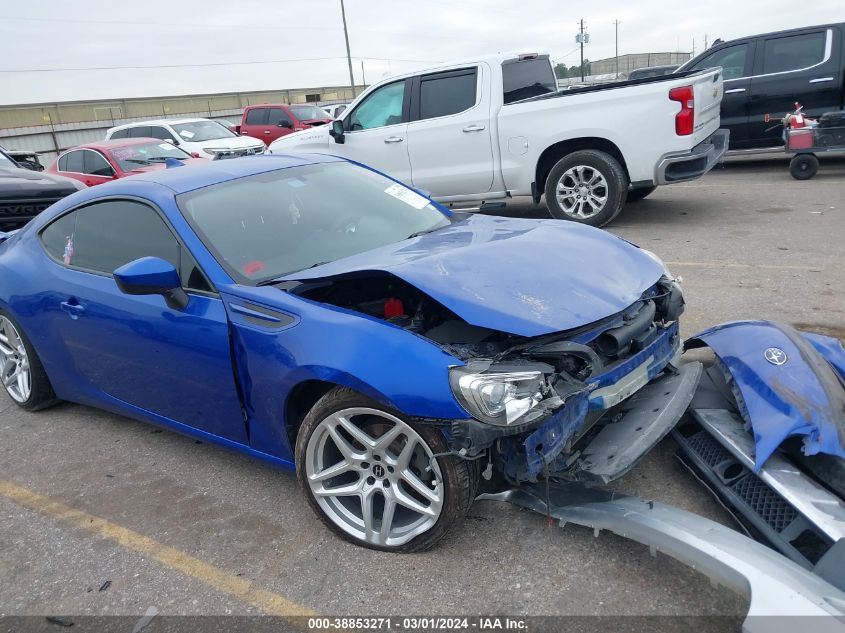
<box><xmin>589</xmin><ymin>51</ymin><xmax>692</xmax><ymax>77</ymax></box>
<box><xmin>0</xmin><ymin>84</ymin><xmax>364</xmax><ymax>164</ymax></box>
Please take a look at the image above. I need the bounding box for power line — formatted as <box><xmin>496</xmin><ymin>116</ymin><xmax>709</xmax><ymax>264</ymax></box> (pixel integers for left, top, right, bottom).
<box><xmin>0</xmin><ymin>56</ymin><xmax>440</xmax><ymax>74</ymax></box>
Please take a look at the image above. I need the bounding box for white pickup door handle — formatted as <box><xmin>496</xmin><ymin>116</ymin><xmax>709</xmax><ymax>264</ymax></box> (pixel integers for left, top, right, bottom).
<box><xmin>462</xmin><ymin>124</ymin><xmax>486</xmax><ymax>133</ymax></box>
<box><xmin>384</xmin><ymin>136</ymin><xmax>404</xmax><ymax>144</ymax></box>
<box><xmin>724</xmin><ymin>88</ymin><xmax>747</xmax><ymax>94</ymax></box>
<box><xmin>809</xmin><ymin>77</ymin><xmax>834</xmax><ymax>84</ymax></box>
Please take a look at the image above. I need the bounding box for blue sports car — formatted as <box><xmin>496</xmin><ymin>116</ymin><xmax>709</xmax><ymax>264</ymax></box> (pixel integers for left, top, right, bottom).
<box><xmin>0</xmin><ymin>154</ymin><xmax>694</xmax><ymax>551</ymax></box>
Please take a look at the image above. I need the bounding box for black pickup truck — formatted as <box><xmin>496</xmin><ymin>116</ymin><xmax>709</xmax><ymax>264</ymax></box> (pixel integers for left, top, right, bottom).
<box><xmin>677</xmin><ymin>23</ymin><xmax>845</xmax><ymax>150</ymax></box>
<box><xmin>0</xmin><ymin>147</ymin><xmax>83</xmax><ymax>229</ymax></box>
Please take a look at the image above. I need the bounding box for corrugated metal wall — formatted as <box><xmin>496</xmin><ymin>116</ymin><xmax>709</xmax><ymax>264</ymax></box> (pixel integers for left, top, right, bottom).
<box><xmin>0</xmin><ymin>86</ymin><xmax>362</xmax><ymax>166</ymax></box>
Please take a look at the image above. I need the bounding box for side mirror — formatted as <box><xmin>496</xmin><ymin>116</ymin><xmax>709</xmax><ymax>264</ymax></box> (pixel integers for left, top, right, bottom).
<box><xmin>277</xmin><ymin>120</ymin><xmax>293</xmax><ymax>129</ymax></box>
<box><xmin>329</xmin><ymin>119</ymin><xmax>345</xmax><ymax>144</ymax></box>
<box><xmin>113</xmin><ymin>256</ymin><xmax>189</xmax><ymax>311</ymax></box>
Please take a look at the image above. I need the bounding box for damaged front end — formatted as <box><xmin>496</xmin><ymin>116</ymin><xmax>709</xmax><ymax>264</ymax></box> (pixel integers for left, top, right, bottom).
<box><xmin>285</xmin><ymin>267</ymin><xmax>696</xmax><ymax>486</ymax></box>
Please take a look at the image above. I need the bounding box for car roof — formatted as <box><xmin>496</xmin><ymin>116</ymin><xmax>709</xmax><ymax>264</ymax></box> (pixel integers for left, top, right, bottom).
<box><xmin>107</xmin><ymin>118</ymin><xmax>215</xmax><ymax>131</ymax></box>
<box><xmin>71</xmin><ymin>138</ymin><xmax>177</xmax><ymax>152</ymax></box>
<box><xmin>704</xmin><ymin>22</ymin><xmax>844</xmax><ymax>48</ymax></box>
<box><xmin>125</xmin><ymin>153</ymin><xmax>344</xmax><ymax>194</ymax></box>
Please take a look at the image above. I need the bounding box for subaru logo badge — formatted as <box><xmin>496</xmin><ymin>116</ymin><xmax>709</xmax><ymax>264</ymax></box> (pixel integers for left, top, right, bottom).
<box><xmin>764</xmin><ymin>347</ymin><xmax>788</xmax><ymax>366</ymax></box>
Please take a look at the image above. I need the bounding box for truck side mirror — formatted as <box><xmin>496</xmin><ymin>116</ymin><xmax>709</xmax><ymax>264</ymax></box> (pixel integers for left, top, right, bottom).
<box><xmin>277</xmin><ymin>120</ymin><xmax>293</xmax><ymax>129</ymax></box>
<box><xmin>329</xmin><ymin>120</ymin><xmax>345</xmax><ymax>144</ymax></box>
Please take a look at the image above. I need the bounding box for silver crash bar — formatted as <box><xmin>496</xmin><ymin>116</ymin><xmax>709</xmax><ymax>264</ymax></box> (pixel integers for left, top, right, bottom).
<box><xmin>481</xmin><ymin>482</ymin><xmax>845</xmax><ymax>632</ymax></box>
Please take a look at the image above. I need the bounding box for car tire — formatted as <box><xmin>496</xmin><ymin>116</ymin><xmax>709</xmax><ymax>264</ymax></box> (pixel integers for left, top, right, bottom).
<box><xmin>0</xmin><ymin>310</ymin><xmax>59</xmax><ymax>411</ymax></box>
<box><xmin>544</xmin><ymin>150</ymin><xmax>628</xmax><ymax>227</ymax></box>
<box><xmin>626</xmin><ymin>185</ymin><xmax>657</xmax><ymax>203</ymax></box>
<box><xmin>789</xmin><ymin>154</ymin><xmax>818</xmax><ymax>180</ymax></box>
<box><xmin>295</xmin><ymin>386</ymin><xmax>478</xmax><ymax>552</ymax></box>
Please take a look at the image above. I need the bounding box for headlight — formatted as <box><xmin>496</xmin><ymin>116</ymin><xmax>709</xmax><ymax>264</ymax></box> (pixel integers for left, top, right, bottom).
<box><xmin>449</xmin><ymin>367</ymin><xmax>546</xmax><ymax>426</ymax></box>
<box><xmin>203</xmin><ymin>147</ymin><xmax>225</xmax><ymax>155</ymax></box>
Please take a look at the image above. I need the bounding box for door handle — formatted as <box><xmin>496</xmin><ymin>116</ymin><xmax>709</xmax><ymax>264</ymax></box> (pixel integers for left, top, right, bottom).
<box><xmin>60</xmin><ymin>301</ymin><xmax>85</xmax><ymax>320</ymax></box>
<box><xmin>724</xmin><ymin>88</ymin><xmax>747</xmax><ymax>94</ymax></box>
<box><xmin>384</xmin><ymin>136</ymin><xmax>404</xmax><ymax>144</ymax></box>
<box><xmin>462</xmin><ymin>124</ymin><xmax>486</xmax><ymax>132</ymax></box>
<box><xmin>809</xmin><ymin>77</ymin><xmax>834</xmax><ymax>84</ymax></box>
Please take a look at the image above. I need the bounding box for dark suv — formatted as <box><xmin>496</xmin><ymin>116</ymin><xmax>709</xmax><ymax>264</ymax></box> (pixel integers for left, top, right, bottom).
<box><xmin>0</xmin><ymin>147</ymin><xmax>84</xmax><ymax>229</ymax></box>
<box><xmin>678</xmin><ymin>23</ymin><xmax>844</xmax><ymax>149</ymax></box>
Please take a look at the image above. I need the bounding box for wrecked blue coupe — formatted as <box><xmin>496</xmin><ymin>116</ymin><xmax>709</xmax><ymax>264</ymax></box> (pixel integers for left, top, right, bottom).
<box><xmin>0</xmin><ymin>154</ymin><xmax>694</xmax><ymax>552</ymax></box>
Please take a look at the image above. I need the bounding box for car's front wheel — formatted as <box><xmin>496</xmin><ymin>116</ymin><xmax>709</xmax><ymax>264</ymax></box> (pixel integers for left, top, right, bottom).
<box><xmin>296</xmin><ymin>387</ymin><xmax>477</xmax><ymax>552</ymax></box>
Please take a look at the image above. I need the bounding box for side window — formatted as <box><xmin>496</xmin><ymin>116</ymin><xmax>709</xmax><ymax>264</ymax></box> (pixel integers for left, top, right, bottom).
<box><xmin>61</xmin><ymin>150</ymin><xmax>85</xmax><ymax>173</ymax></box>
<box><xmin>418</xmin><ymin>68</ymin><xmax>478</xmax><ymax>120</ymax></box>
<box><xmin>40</xmin><ymin>200</ymin><xmax>212</xmax><ymax>292</ymax></box>
<box><xmin>690</xmin><ymin>43</ymin><xmax>749</xmax><ymax>80</ymax></box>
<box><xmin>110</xmin><ymin>129</ymin><xmax>128</xmax><ymax>140</ymax></box>
<box><xmin>348</xmin><ymin>80</ymin><xmax>406</xmax><ymax>131</ymax></box>
<box><xmin>128</xmin><ymin>126</ymin><xmax>151</xmax><ymax>138</ymax></box>
<box><xmin>57</xmin><ymin>154</ymin><xmax>69</xmax><ymax>171</ymax></box>
<box><xmin>82</xmin><ymin>151</ymin><xmax>113</xmax><ymax>177</ymax></box>
<box><xmin>268</xmin><ymin>108</ymin><xmax>293</xmax><ymax>126</ymax></box>
<box><xmin>148</xmin><ymin>126</ymin><xmax>174</xmax><ymax>141</ymax></box>
<box><xmin>245</xmin><ymin>108</ymin><xmax>267</xmax><ymax>125</ymax></box>
<box><xmin>762</xmin><ymin>32</ymin><xmax>827</xmax><ymax>75</ymax></box>
<box><xmin>40</xmin><ymin>200</ymin><xmax>180</xmax><ymax>276</ymax></box>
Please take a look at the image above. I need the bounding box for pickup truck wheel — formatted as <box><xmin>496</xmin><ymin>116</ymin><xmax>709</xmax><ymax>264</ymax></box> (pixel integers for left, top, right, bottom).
<box><xmin>626</xmin><ymin>186</ymin><xmax>657</xmax><ymax>203</ymax></box>
<box><xmin>296</xmin><ymin>387</ymin><xmax>478</xmax><ymax>552</ymax></box>
<box><xmin>544</xmin><ymin>150</ymin><xmax>627</xmax><ymax>227</ymax></box>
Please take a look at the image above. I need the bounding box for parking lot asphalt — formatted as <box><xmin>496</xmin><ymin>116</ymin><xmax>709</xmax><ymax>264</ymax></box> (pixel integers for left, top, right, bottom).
<box><xmin>2</xmin><ymin>154</ymin><xmax>844</xmax><ymax>627</ymax></box>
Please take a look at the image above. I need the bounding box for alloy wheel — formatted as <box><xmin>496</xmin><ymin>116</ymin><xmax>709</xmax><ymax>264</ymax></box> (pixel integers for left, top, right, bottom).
<box><xmin>0</xmin><ymin>316</ymin><xmax>31</xmax><ymax>403</ymax></box>
<box><xmin>555</xmin><ymin>165</ymin><xmax>609</xmax><ymax>219</ymax></box>
<box><xmin>304</xmin><ymin>407</ymin><xmax>444</xmax><ymax>547</ymax></box>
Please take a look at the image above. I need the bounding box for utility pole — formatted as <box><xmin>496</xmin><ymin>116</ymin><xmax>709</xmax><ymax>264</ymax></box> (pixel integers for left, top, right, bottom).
<box><xmin>360</xmin><ymin>59</ymin><xmax>366</xmax><ymax>86</ymax></box>
<box><xmin>576</xmin><ymin>18</ymin><xmax>588</xmax><ymax>81</ymax></box>
<box><xmin>704</xmin><ymin>33</ymin><xmax>708</xmax><ymax>49</ymax></box>
<box><xmin>340</xmin><ymin>0</ymin><xmax>356</xmax><ymax>97</ymax></box>
<box><xmin>613</xmin><ymin>20</ymin><xmax>620</xmax><ymax>79</ymax></box>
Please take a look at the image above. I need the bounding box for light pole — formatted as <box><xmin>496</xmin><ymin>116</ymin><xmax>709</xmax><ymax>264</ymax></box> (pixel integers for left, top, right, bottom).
<box><xmin>575</xmin><ymin>19</ymin><xmax>589</xmax><ymax>81</ymax></box>
<box><xmin>340</xmin><ymin>0</ymin><xmax>356</xmax><ymax>97</ymax></box>
<box><xmin>614</xmin><ymin>20</ymin><xmax>620</xmax><ymax>79</ymax></box>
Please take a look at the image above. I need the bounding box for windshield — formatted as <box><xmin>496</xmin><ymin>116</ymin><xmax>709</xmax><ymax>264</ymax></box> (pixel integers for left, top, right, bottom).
<box><xmin>109</xmin><ymin>142</ymin><xmax>192</xmax><ymax>170</ymax></box>
<box><xmin>0</xmin><ymin>151</ymin><xmax>18</xmax><ymax>169</ymax></box>
<box><xmin>178</xmin><ymin>161</ymin><xmax>450</xmax><ymax>284</ymax></box>
<box><xmin>171</xmin><ymin>120</ymin><xmax>236</xmax><ymax>143</ymax></box>
<box><xmin>290</xmin><ymin>105</ymin><xmax>330</xmax><ymax>121</ymax></box>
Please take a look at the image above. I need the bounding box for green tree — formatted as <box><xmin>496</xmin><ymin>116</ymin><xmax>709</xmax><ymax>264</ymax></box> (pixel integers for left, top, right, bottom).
<box><xmin>554</xmin><ymin>63</ymin><xmax>569</xmax><ymax>79</ymax></box>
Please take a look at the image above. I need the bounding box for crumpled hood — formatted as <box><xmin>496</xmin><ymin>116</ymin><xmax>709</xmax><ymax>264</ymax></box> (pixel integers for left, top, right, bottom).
<box><xmin>283</xmin><ymin>214</ymin><xmax>664</xmax><ymax>337</ymax></box>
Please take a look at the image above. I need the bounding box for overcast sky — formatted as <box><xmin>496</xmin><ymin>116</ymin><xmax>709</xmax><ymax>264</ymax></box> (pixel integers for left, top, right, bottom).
<box><xmin>0</xmin><ymin>0</ymin><xmax>842</xmax><ymax>106</ymax></box>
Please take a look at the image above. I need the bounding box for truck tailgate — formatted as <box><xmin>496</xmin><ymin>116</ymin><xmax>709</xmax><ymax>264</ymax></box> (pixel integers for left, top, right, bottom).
<box><xmin>690</xmin><ymin>69</ymin><xmax>723</xmax><ymax>145</ymax></box>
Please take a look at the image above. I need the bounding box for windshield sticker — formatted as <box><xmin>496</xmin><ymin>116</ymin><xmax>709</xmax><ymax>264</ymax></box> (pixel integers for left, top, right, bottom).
<box><xmin>384</xmin><ymin>183</ymin><xmax>429</xmax><ymax>210</ymax></box>
<box><xmin>158</xmin><ymin>143</ymin><xmax>175</xmax><ymax>150</ymax></box>
<box><xmin>179</xmin><ymin>130</ymin><xmax>195</xmax><ymax>139</ymax></box>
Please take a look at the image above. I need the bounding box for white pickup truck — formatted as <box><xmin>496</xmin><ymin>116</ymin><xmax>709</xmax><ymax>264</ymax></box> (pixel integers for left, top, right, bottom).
<box><xmin>268</xmin><ymin>53</ymin><xmax>728</xmax><ymax>226</ymax></box>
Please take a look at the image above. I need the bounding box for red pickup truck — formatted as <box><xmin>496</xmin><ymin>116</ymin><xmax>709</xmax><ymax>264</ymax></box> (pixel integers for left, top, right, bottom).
<box><xmin>233</xmin><ymin>104</ymin><xmax>333</xmax><ymax>143</ymax></box>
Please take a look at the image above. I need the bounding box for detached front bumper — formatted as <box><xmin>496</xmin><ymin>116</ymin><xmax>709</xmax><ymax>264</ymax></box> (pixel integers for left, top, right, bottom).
<box><xmin>655</xmin><ymin>128</ymin><xmax>729</xmax><ymax>185</ymax></box>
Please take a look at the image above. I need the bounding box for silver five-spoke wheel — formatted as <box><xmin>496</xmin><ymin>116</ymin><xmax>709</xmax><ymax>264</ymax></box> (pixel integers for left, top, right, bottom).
<box><xmin>0</xmin><ymin>315</ymin><xmax>31</xmax><ymax>403</ymax></box>
<box><xmin>555</xmin><ymin>165</ymin><xmax>609</xmax><ymax>220</ymax></box>
<box><xmin>304</xmin><ymin>407</ymin><xmax>444</xmax><ymax>548</ymax></box>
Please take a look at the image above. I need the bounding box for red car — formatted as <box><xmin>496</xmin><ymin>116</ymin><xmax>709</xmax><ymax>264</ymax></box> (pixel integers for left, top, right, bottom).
<box><xmin>47</xmin><ymin>138</ymin><xmax>205</xmax><ymax>187</ymax></box>
<box><xmin>233</xmin><ymin>104</ymin><xmax>333</xmax><ymax>144</ymax></box>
